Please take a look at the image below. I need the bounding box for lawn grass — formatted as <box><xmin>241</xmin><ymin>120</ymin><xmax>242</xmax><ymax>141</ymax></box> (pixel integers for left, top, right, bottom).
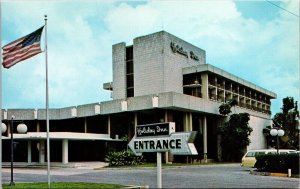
<box><xmin>2</xmin><ymin>182</ymin><xmax>124</xmax><ymax>189</ymax></box>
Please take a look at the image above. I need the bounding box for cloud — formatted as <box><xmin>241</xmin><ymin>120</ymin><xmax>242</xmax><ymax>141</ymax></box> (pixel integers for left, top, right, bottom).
<box><xmin>2</xmin><ymin>0</ymin><xmax>299</xmax><ymax>116</ymax></box>
<box><xmin>2</xmin><ymin>1</ymin><xmax>113</xmax><ymax>108</ymax></box>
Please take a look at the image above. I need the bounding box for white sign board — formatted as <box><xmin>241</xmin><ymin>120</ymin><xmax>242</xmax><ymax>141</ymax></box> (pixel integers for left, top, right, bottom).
<box><xmin>128</xmin><ymin>131</ymin><xmax>198</xmax><ymax>155</ymax></box>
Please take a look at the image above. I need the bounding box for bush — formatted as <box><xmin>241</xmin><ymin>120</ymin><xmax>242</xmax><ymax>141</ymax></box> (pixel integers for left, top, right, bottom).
<box><xmin>105</xmin><ymin>150</ymin><xmax>144</xmax><ymax>166</ymax></box>
<box><xmin>255</xmin><ymin>153</ymin><xmax>300</xmax><ymax>174</ymax></box>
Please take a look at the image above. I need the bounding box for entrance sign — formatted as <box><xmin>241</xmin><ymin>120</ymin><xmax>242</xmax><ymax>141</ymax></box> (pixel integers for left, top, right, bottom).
<box><xmin>136</xmin><ymin>122</ymin><xmax>175</xmax><ymax>138</ymax></box>
<box><xmin>129</xmin><ymin>131</ymin><xmax>198</xmax><ymax>155</ymax></box>
<box><xmin>128</xmin><ymin>122</ymin><xmax>198</xmax><ymax>188</ymax></box>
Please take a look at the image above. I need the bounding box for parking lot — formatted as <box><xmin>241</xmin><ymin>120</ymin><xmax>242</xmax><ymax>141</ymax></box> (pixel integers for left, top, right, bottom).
<box><xmin>2</xmin><ymin>163</ymin><xmax>300</xmax><ymax>188</ymax></box>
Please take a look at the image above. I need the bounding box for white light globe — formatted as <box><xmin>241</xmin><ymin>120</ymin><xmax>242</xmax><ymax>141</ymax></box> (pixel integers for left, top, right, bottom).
<box><xmin>1</xmin><ymin>123</ymin><xmax>7</xmax><ymax>133</ymax></box>
<box><xmin>17</xmin><ymin>123</ymin><xmax>27</xmax><ymax>134</ymax></box>
<box><xmin>277</xmin><ymin>129</ymin><xmax>285</xmax><ymax>137</ymax></box>
<box><xmin>270</xmin><ymin>129</ymin><xmax>278</xmax><ymax>136</ymax></box>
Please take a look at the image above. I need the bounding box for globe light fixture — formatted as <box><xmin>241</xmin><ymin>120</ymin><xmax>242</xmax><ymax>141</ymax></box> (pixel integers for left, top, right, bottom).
<box><xmin>270</xmin><ymin>127</ymin><xmax>285</xmax><ymax>154</ymax></box>
<box><xmin>2</xmin><ymin>123</ymin><xmax>7</xmax><ymax>133</ymax></box>
<box><xmin>17</xmin><ymin>123</ymin><xmax>28</xmax><ymax>134</ymax></box>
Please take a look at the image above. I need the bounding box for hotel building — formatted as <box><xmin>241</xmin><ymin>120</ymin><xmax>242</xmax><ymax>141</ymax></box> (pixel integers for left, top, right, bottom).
<box><xmin>1</xmin><ymin>31</ymin><xmax>276</xmax><ymax>164</ymax></box>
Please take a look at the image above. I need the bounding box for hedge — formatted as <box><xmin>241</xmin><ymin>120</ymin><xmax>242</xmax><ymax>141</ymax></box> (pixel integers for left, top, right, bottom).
<box><xmin>255</xmin><ymin>153</ymin><xmax>299</xmax><ymax>174</ymax></box>
<box><xmin>105</xmin><ymin>150</ymin><xmax>144</xmax><ymax>166</ymax></box>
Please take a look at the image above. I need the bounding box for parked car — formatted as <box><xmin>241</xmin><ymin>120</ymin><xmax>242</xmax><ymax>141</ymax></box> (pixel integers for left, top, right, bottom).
<box><xmin>241</xmin><ymin>149</ymin><xmax>297</xmax><ymax>167</ymax></box>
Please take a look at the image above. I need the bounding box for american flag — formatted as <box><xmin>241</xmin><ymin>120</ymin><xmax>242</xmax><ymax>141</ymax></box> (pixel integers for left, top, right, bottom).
<box><xmin>2</xmin><ymin>26</ymin><xmax>44</xmax><ymax>69</ymax></box>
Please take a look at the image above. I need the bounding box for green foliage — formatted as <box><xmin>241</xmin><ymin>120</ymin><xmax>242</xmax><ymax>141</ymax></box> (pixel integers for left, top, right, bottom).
<box><xmin>219</xmin><ymin>99</ymin><xmax>238</xmax><ymax>116</ymax></box>
<box><xmin>105</xmin><ymin>150</ymin><xmax>144</xmax><ymax>166</ymax></box>
<box><xmin>255</xmin><ymin>153</ymin><xmax>300</xmax><ymax>174</ymax></box>
<box><xmin>272</xmin><ymin>97</ymin><xmax>299</xmax><ymax>149</ymax></box>
<box><xmin>219</xmin><ymin>103</ymin><xmax>232</xmax><ymax>115</ymax></box>
<box><xmin>218</xmin><ymin>113</ymin><xmax>252</xmax><ymax>161</ymax></box>
<box><xmin>228</xmin><ymin>99</ymin><xmax>238</xmax><ymax>107</ymax></box>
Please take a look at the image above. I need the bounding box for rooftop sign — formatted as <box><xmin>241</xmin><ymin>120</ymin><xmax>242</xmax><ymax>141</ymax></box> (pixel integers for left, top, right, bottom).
<box><xmin>170</xmin><ymin>42</ymin><xmax>199</xmax><ymax>61</ymax></box>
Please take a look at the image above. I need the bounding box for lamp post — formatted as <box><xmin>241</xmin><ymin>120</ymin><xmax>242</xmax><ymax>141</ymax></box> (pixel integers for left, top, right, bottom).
<box><xmin>270</xmin><ymin>127</ymin><xmax>285</xmax><ymax>154</ymax></box>
<box><xmin>9</xmin><ymin>115</ymin><xmax>27</xmax><ymax>186</ymax></box>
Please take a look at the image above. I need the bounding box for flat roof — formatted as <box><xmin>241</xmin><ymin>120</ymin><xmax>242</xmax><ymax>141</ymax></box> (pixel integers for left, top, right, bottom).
<box><xmin>182</xmin><ymin>64</ymin><xmax>277</xmax><ymax>98</ymax></box>
<box><xmin>2</xmin><ymin>132</ymin><xmax>122</xmax><ymax>141</ymax></box>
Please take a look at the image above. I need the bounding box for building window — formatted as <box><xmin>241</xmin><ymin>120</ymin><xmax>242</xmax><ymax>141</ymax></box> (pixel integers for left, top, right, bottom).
<box><xmin>183</xmin><ymin>73</ymin><xmax>202</xmax><ymax>98</ymax></box>
<box><xmin>126</xmin><ymin>46</ymin><xmax>134</xmax><ymax>97</ymax></box>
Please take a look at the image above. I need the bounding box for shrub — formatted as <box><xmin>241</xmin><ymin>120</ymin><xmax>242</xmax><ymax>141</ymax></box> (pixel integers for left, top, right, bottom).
<box><xmin>105</xmin><ymin>150</ymin><xmax>144</xmax><ymax>166</ymax></box>
<box><xmin>255</xmin><ymin>153</ymin><xmax>299</xmax><ymax>174</ymax></box>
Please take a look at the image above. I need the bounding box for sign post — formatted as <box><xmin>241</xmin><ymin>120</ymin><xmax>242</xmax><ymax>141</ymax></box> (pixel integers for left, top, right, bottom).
<box><xmin>157</xmin><ymin>152</ymin><xmax>162</xmax><ymax>188</ymax></box>
<box><xmin>128</xmin><ymin>122</ymin><xmax>198</xmax><ymax>188</ymax></box>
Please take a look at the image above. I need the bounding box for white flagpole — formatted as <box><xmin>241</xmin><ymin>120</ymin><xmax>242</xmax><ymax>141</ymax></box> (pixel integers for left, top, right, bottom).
<box><xmin>0</xmin><ymin>1</ymin><xmax>3</xmax><ymax>189</ymax></box>
<box><xmin>44</xmin><ymin>15</ymin><xmax>51</xmax><ymax>189</ymax></box>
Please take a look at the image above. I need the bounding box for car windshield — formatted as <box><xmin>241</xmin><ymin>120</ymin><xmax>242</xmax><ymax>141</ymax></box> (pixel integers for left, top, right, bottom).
<box><xmin>245</xmin><ymin>152</ymin><xmax>256</xmax><ymax>157</ymax></box>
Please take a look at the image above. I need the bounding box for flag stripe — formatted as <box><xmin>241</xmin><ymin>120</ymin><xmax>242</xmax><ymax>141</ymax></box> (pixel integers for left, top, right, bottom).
<box><xmin>3</xmin><ymin>46</ymin><xmax>42</xmax><ymax>68</ymax></box>
<box><xmin>2</xmin><ymin>37</ymin><xmax>25</xmax><ymax>52</ymax></box>
<box><xmin>3</xmin><ymin>43</ymin><xmax>41</xmax><ymax>60</ymax></box>
<box><xmin>2</xmin><ymin>26</ymin><xmax>44</xmax><ymax>69</ymax></box>
<box><xmin>3</xmin><ymin>47</ymin><xmax>42</xmax><ymax>66</ymax></box>
<box><xmin>3</xmin><ymin>50</ymin><xmax>42</xmax><ymax>69</ymax></box>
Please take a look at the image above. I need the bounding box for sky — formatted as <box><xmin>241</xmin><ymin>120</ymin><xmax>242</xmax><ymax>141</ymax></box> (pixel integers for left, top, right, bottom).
<box><xmin>1</xmin><ymin>0</ymin><xmax>299</xmax><ymax>117</ymax></box>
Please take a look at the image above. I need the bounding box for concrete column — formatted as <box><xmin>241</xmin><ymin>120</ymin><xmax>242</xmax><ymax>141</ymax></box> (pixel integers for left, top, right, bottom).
<box><xmin>62</xmin><ymin>139</ymin><xmax>68</xmax><ymax>164</ymax></box>
<box><xmin>164</xmin><ymin>110</ymin><xmax>174</xmax><ymax>163</ymax></box>
<box><xmin>27</xmin><ymin>141</ymin><xmax>32</xmax><ymax>163</ymax></box>
<box><xmin>183</xmin><ymin>113</ymin><xmax>193</xmax><ymax>132</ymax></box>
<box><xmin>189</xmin><ymin>113</ymin><xmax>193</xmax><ymax>131</ymax></box>
<box><xmin>203</xmin><ymin>116</ymin><xmax>208</xmax><ymax>163</ymax></box>
<box><xmin>201</xmin><ymin>73</ymin><xmax>209</xmax><ymax>99</ymax></box>
<box><xmin>39</xmin><ymin>140</ymin><xmax>45</xmax><ymax>163</ymax></box>
<box><xmin>134</xmin><ymin>112</ymin><xmax>138</xmax><ymax>134</ymax></box>
<box><xmin>37</xmin><ymin>121</ymin><xmax>40</xmax><ymax>132</ymax></box>
<box><xmin>84</xmin><ymin>118</ymin><xmax>87</xmax><ymax>133</ymax></box>
<box><xmin>183</xmin><ymin>113</ymin><xmax>188</xmax><ymax>132</ymax></box>
<box><xmin>108</xmin><ymin>116</ymin><xmax>111</xmax><ymax>136</ymax></box>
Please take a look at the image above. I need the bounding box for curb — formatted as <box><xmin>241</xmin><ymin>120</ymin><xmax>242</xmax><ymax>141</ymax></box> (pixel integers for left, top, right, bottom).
<box><xmin>123</xmin><ymin>185</ymin><xmax>149</xmax><ymax>189</ymax></box>
<box><xmin>270</xmin><ymin>173</ymin><xmax>288</xmax><ymax>177</ymax></box>
<box><xmin>250</xmin><ymin>170</ymin><xmax>289</xmax><ymax>178</ymax></box>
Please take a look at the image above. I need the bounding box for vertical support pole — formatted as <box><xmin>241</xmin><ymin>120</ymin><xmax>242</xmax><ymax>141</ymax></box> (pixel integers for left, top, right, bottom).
<box><xmin>62</xmin><ymin>139</ymin><xmax>68</xmax><ymax>164</ymax></box>
<box><xmin>203</xmin><ymin>116</ymin><xmax>207</xmax><ymax>163</ymax></box>
<box><xmin>28</xmin><ymin>141</ymin><xmax>32</xmax><ymax>163</ymax></box>
<box><xmin>84</xmin><ymin>118</ymin><xmax>87</xmax><ymax>133</ymax></box>
<box><xmin>0</xmin><ymin>2</ymin><xmax>3</xmax><ymax>188</ymax></box>
<box><xmin>164</xmin><ymin>110</ymin><xmax>169</xmax><ymax>164</ymax></box>
<box><xmin>134</xmin><ymin>112</ymin><xmax>138</xmax><ymax>135</ymax></box>
<box><xmin>44</xmin><ymin>15</ymin><xmax>51</xmax><ymax>189</ymax></box>
<box><xmin>107</xmin><ymin>116</ymin><xmax>111</xmax><ymax>136</ymax></box>
<box><xmin>157</xmin><ymin>152</ymin><xmax>162</xmax><ymax>188</ymax></box>
<box><xmin>10</xmin><ymin>116</ymin><xmax>14</xmax><ymax>186</ymax></box>
<box><xmin>189</xmin><ymin>113</ymin><xmax>193</xmax><ymax>131</ymax></box>
<box><xmin>39</xmin><ymin>140</ymin><xmax>45</xmax><ymax>163</ymax></box>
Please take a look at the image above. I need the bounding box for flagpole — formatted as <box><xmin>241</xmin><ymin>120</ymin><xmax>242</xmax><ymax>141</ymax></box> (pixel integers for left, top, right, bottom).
<box><xmin>0</xmin><ymin>1</ymin><xmax>3</xmax><ymax>189</ymax></box>
<box><xmin>44</xmin><ymin>15</ymin><xmax>51</xmax><ymax>189</ymax></box>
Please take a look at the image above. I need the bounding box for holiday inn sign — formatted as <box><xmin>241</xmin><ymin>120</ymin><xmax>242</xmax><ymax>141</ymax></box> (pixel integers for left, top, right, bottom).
<box><xmin>129</xmin><ymin>122</ymin><xmax>198</xmax><ymax>155</ymax></box>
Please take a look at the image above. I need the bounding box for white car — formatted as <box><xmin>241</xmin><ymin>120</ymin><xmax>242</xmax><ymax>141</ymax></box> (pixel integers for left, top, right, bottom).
<box><xmin>241</xmin><ymin>149</ymin><xmax>297</xmax><ymax>167</ymax></box>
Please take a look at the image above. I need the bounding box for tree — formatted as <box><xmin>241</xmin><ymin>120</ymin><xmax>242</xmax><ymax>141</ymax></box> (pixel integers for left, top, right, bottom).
<box><xmin>219</xmin><ymin>99</ymin><xmax>237</xmax><ymax>116</ymax></box>
<box><xmin>271</xmin><ymin>97</ymin><xmax>299</xmax><ymax>149</ymax></box>
<box><xmin>218</xmin><ymin>113</ymin><xmax>252</xmax><ymax>161</ymax></box>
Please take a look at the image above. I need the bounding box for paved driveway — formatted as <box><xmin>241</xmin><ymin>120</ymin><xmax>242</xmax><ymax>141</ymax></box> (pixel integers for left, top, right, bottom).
<box><xmin>2</xmin><ymin>163</ymin><xmax>300</xmax><ymax>188</ymax></box>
